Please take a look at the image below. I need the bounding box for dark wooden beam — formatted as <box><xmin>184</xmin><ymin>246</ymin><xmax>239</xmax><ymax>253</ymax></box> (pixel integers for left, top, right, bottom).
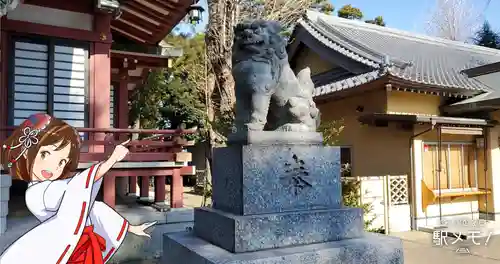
<box><xmin>111</xmin><ymin>59</ymin><xmax>138</xmax><ymax>70</ymax></box>
<box><xmin>111</xmin><ymin>74</ymin><xmax>144</xmax><ymax>83</ymax></box>
<box><xmin>112</xmin><ymin>20</ymin><xmax>153</xmax><ymax>42</ymax></box>
<box><xmin>127</xmin><ymin>1</ymin><xmax>169</xmax><ymax>24</ymax></box>
<box><xmin>2</xmin><ymin>18</ymin><xmax>111</xmax><ymax>44</ymax></box>
<box><xmin>149</xmin><ymin>0</ymin><xmax>177</xmax><ymax>12</ymax></box>
<box><xmin>120</xmin><ymin>12</ymin><xmax>161</xmax><ymax>33</ymax></box>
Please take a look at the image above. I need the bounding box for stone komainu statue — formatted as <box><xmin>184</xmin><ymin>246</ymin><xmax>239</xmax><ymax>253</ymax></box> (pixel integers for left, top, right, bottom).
<box><xmin>232</xmin><ymin>20</ymin><xmax>320</xmax><ymax>133</ymax></box>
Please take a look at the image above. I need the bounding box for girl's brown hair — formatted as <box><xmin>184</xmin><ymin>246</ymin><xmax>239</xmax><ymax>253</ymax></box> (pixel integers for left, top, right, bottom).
<box><xmin>1</xmin><ymin>117</ymin><xmax>81</xmax><ymax>182</ymax></box>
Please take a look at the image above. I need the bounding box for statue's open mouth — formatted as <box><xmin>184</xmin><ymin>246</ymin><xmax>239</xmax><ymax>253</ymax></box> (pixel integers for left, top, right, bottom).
<box><xmin>241</xmin><ymin>39</ymin><xmax>264</xmax><ymax>45</ymax></box>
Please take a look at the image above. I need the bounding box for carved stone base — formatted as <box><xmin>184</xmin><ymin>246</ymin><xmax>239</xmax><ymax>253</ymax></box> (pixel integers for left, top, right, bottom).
<box><xmin>193</xmin><ymin>207</ymin><xmax>364</xmax><ymax>253</ymax></box>
<box><xmin>163</xmin><ymin>231</ymin><xmax>404</xmax><ymax>264</ymax></box>
<box><xmin>227</xmin><ymin>131</ymin><xmax>323</xmax><ymax>145</ymax></box>
<box><xmin>212</xmin><ymin>144</ymin><xmax>341</xmax><ymax>215</ymax></box>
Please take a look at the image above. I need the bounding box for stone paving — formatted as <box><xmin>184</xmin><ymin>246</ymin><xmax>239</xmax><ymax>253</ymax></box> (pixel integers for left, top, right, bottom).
<box><xmin>124</xmin><ymin>231</ymin><xmax>500</xmax><ymax>264</ymax></box>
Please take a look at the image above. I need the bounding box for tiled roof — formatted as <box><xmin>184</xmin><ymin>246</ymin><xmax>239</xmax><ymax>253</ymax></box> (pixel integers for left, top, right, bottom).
<box><xmin>313</xmin><ymin>71</ymin><xmax>379</xmax><ymax>96</ymax></box>
<box><xmin>301</xmin><ymin>10</ymin><xmax>500</xmax><ymax>97</ymax></box>
<box><xmin>451</xmin><ymin>91</ymin><xmax>500</xmax><ymax>105</ymax></box>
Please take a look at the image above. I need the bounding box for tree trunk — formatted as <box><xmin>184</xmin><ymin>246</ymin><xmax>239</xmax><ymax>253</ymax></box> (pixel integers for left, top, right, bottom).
<box><xmin>205</xmin><ymin>0</ymin><xmax>238</xmax><ymax>121</ymax></box>
<box><xmin>201</xmin><ymin>0</ymin><xmax>239</xmax><ymax>206</ymax></box>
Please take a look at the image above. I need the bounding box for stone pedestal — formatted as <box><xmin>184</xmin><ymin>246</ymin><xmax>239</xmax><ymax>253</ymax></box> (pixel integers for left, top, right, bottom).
<box><xmin>0</xmin><ymin>175</ymin><xmax>11</xmax><ymax>235</ymax></box>
<box><xmin>163</xmin><ymin>132</ymin><xmax>404</xmax><ymax>263</ymax></box>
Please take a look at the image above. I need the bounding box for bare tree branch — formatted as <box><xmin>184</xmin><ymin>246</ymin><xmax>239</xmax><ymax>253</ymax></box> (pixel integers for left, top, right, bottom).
<box><xmin>424</xmin><ymin>0</ymin><xmax>482</xmax><ymax>41</ymax></box>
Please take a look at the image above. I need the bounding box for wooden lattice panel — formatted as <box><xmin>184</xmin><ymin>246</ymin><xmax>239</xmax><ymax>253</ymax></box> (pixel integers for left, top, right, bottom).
<box><xmin>389</xmin><ymin>176</ymin><xmax>408</xmax><ymax>205</ymax></box>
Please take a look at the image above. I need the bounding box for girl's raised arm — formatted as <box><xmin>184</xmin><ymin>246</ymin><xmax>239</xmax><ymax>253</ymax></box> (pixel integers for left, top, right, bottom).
<box><xmin>94</xmin><ymin>139</ymin><xmax>130</xmax><ymax>182</ymax></box>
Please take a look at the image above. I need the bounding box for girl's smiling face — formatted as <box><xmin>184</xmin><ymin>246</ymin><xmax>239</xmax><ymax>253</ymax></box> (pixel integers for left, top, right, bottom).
<box><xmin>31</xmin><ymin>140</ymin><xmax>71</xmax><ymax>182</ymax></box>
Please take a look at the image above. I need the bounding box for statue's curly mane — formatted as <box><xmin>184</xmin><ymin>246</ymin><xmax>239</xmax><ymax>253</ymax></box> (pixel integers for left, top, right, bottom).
<box><xmin>232</xmin><ymin>21</ymin><xmax>287</xmax><ymax>79</ymax></box>
<box><xmin>232</xmin><ymin>21</ymin><xmax>287</xmax><ymax>65</ymax></box>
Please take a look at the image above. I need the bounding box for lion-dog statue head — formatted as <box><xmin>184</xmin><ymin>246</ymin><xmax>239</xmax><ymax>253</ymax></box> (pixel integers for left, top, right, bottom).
<box><xmin>232</xmin><ymin>20</ymin><xmax>287</xmax><ymax>66</ymax></box>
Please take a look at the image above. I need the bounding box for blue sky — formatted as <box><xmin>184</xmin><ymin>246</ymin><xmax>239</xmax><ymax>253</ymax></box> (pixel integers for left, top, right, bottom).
<box><xmin>187</xmin><ymin>0</ymin><xmax>499</xmax><ymax>36</ymax></box>
<box><xmin>329</xmin><ymin>0</ymin><xmax>499</xmax><ymax>34</ymax></box>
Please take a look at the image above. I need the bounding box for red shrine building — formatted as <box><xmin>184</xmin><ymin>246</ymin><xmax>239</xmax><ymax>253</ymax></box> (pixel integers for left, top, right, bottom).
<box><xmin>0</xmin><ymin>0</ymin><xmax>200</xmax><ymax>234</ymax></box>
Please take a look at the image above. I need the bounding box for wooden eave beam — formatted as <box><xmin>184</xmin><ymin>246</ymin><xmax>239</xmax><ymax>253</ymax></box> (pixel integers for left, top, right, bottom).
<box><xmin>117</xmin><ymin>17</ymin><xmax>153</xmax><ymax>35</ymax></box>
<box><xmin>111</xmin><ymin>51</ymin><xmax>173</xmax><ymax>65</ymax></box>
<box><xmin>112</xmin><ymin>20</ymin><xmax>153</xmax><ymax>41</ymax></box>
<box><xmin>136</xmin><ymin>62</ymin><xmax>169</xmax><ymax>68</ymax></box>
<box><xmin>127</xmin><ymin>1</ymin><xmax>168</xmax><ymax>24</ymax></box>
<box><xmin>111</xmin><ymin>59</ymin><xmax>167</xmax><ymax>69</ymax></box>
<box><xmin>111</xmin><ymin>25</ymin><xmax>147</xmax><ymax>43</ymax></box>
<box><xmin>148</xmin><ymin>0</ymin><xmax>178</xmax><ymax>11</ymax></box>
<box><xmin>111</xmin><ymin>60</ymin><xmax>138</xmax><ymax>70</ymax></box>
<box><xmin>121</xmin><ymin>6</ymin><xmax>161</xmax><ymax>26</ymax></box>
<box><xmin>120</xmin><ymin>12</ymin><xmax>159</xmax><ymax>32</ymax></box>
<box><xmin>112</xmin><ymin>74</ymin><xmax>144</xmax><ymax>83</ymax></box>
<box><xmin>135</xmin><ymin>0</ymin><xmax>171</xmax><ymax>15</ymax></box>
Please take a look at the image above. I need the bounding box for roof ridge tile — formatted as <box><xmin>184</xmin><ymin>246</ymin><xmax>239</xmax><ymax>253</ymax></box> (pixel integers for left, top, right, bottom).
<box><xmin>306</xmin><ymin>10</ymin><xmax>500</xmax><ymax>56</ymax></box>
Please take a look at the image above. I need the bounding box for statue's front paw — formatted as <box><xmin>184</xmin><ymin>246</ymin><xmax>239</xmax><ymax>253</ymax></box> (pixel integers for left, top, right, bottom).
<box><xmin>310</xmin><ymin>107</ymin><xmax>319</xmax><ymax>118</ymax></box>
<box><xmin>246</xmin><ymin>122</ymin><xmax>265</xmax><ymax>131</ymax></box>
<box><xmin>276</xmin><ymin>123</ymin><xmax>313</xmax><ymax>132</ymax></box>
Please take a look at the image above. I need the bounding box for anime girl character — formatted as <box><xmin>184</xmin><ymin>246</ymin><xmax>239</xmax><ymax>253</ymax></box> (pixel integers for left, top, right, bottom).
<box><xmin>0</xmin><ymin>113</ymin><xmax>156</xmax><ymax>264</ymax></box>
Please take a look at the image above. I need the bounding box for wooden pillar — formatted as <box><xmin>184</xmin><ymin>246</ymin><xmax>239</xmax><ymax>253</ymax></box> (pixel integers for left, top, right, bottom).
<box><xmin>92</xmin><ymin>14</ymin><xmax>113</xmax><ymax>206</ymax></box>
<box><xmin>90</xmin><ymin>14</ymin><xmax>111</xmax><ymax>149</ymax></box>
<box><xmin>140</xmin><ymin>176</ymin><xmax>149</xmax><ymax>198</ymax></box>
<box><xmin>116</xmin><ymin>75</ymin><xmax>129</xmax><ymax>196</ymax></box>
<box><xmin>154</xmin><ymin>176</ymin><xmax>166</xmax><ymax>203</ymax></box>
<box><xmin>412</xmin><ymin>139</ymin><xmax>425</xmax><ymax>227</ymax></box>
<box><xmin>129</xmin><ymin>175</ymin><xmax>138</xmax><ymax>194</ymax></box>
<box><xmin>104</xmin><ymin>175</ymin><xmax>116</xmax><ymax>208</ymax></box>
<box><xmin>482</xmin><ymin>127</ymin><xmax>500</xmax><ymax>219</ymax></box>
<box><xmin>129</xmin><ymin>118</ymin><xmax>139</xmax><ymax>195</ymax></box>
<box><xmin>170</xmin><ymin>168</ymin><xmax>183</xmax><ymax>208</ymax></box>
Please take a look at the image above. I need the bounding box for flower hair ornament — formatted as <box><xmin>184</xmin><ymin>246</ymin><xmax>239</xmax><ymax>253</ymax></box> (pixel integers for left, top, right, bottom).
<box><xmin>2</xmin><ymin>113</ymin><xmax>52</xmax><ymax>168</ymax></box>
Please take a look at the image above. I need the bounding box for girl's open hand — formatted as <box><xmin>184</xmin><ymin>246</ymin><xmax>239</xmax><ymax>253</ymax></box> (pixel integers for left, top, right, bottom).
<box><xmin>109</xmin><ymin>139</ymin><xmax>130</xmax><ymax>163</ymax></box>
<box><xmin>128</xmin><ymin>221</ymin><xmax>157</xmax><ymax>238</ymax></box>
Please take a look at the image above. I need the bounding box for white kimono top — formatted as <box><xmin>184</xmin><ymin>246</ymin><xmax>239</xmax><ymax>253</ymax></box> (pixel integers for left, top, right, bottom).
<box><xmin>0</xmin><ymin>164</ymin><xmax>129</xmax><ymax>264</ymax></box>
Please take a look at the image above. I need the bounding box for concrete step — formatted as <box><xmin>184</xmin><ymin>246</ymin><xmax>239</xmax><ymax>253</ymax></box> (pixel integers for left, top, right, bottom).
<box><xmin>111</xmin><ymin>222</ymin><xmax>194</xmax><ymax>264</ymax></box>
<box><xmin>163</xmin><ymin>222</ymin><xmax>194</xmax><ymax>233</ymax></box>
<box><xmin>165</xmin><ymin>208</ymin><xmax>194</xmax><ymax>223</ymax></box>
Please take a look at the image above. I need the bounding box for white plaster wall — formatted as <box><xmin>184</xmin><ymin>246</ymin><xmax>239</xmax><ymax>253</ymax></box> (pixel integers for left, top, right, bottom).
<box><xmin>360</xmin><ymin>177</ymin><xmax>385</xmax><ymax>230</ymax></box>
<box><xmin>417</xmin><ymin>201</ymin><xmax>480</xmax><ymax>228</ymax></box>
<box><xmin>389</xmin><ymin>204</ymin><xmax>411</xmax><ymax>232</ymax></box>
<box><xmin>7</xmin><ymin>4</ymin><xmax>93</xmax><ymax>31</ymax></box>
<box><xmin>360</xmin><ymin>176</ymin><xmax>412</xmax><ymax>232</ymax></box>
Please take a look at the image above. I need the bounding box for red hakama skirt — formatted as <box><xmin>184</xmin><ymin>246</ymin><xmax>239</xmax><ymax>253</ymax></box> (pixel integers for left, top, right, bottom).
<box><xmin>67</xmin><ymin>225</ymin><xmax>106</xmax><ymax>264</ymax></box>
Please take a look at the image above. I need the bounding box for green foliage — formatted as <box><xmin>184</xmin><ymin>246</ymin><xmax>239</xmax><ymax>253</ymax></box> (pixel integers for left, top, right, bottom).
<box><xmin>318</xmin><ymin>119</ymin><xmax>345</xmax><ymax>146</ymax></box>
<box><xmin>129</xmin><ymin>33</ymin><xmax>208</xmax><ymax>142</ymax></box>
<box><xmin>365</xmin><ymin>16</ymin><xmax>386</xmax><ymax>27</ymax></box>
<box><xmin>311</xmin><ymin>0</ymin><xmax>334</xmax><ymax>15</ymax></box>
<box><xmin>473</xmin><ymin>21</ymin><xmax>500</xmax><ymax>49</ymax></box>
<box><xmin>335</xmin><ymin>4</ymin><xmax>385</xmax><ymax>27</ymax></box>
<box><xmin>337</xmin><ymin>4</ymin><xmax>363</xmax><ymax>20</ymax></box>
<box><xmin>341</xmin><ymin>178</ymin><xmax>376</xmax><ymax>230</ymax></box>
<box><xmin>157</xmin><ymin>76</ymin><xmax>206</xmax><ymax>130</ymax></box>
<box><xmin>129</xmin><ymin>71</ymin><xmax>166</xmax><ymax>129</ymax></box>
<box><xmin>318</xmin><ymin>119</ymin><xmax>384</xmax><ymax>233</ymax></box>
